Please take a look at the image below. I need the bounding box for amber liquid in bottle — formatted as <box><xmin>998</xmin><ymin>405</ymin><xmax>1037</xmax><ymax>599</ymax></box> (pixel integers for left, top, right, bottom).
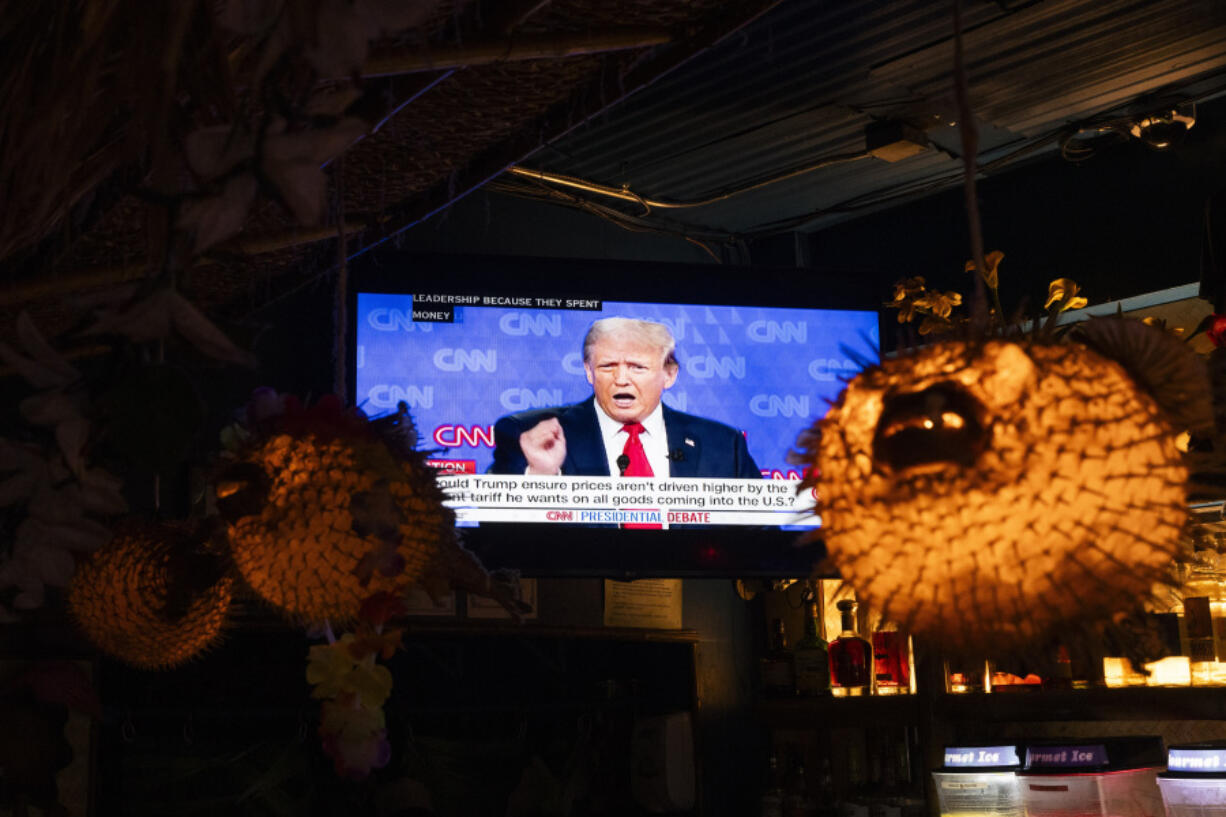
<box><xmin>829</xmin><ymin>599</ymin><xmax>871</xmax><ymax>696</ymax></box>
<box><xmin>871</xmin><ymin>624</ymin><xmax>909</xmax><ymax>695</ymax></box>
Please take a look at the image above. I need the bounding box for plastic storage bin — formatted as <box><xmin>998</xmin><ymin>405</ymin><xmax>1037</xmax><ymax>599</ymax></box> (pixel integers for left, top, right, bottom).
<box><xmin>1158</xmin><ymin>743</ymin><xmax>1226</xmax><ymax>817</ymax></box>
<box><xmin>933</xmin><ymin>744</ymin><xmax>1025</xmax><ymax>817</ymax></box>
<box><xmin>1019</xmin><ymin>737</ymin><xmax>1165</xmax><ymax>817</ymax></box>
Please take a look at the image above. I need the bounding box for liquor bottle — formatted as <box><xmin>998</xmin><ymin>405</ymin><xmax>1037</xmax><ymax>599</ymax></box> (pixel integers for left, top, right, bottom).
<box><xmin>1183</xmin><ymin>546</ymin><xmax>1226</xmax><ymax>685</ymax></box>
<box><xmin>1044</xmin><ymin>645</ymin><xmax>1073</xmax><ymax>690</ymax></box>
<box><xmin>1186</xmin><ymin>595</ymin><xmax>1218</xmax><ymax>685</ymax></box>
<box><xmin>829</xmin><ymin>600</ymin><xmax>872</xmax><ymax>696</ymax></box>
<box><xmin>761</xmin><ymin>618</ymin><xmax>796</xmax><ymax>696</ymax></box>
<box><xmin>793</xmin><ymin>589</ymin><xmax>831</xmax><ymax>696</ymax></box>
<box><xmin>871</xmin><ymin>620</ymin><xmax>908</xmax><ymax>695</ymax></box>
<box><xmin>944</xmin><ymin>658</ymin><xmax>985</xmax><ymax>693</ymax></box>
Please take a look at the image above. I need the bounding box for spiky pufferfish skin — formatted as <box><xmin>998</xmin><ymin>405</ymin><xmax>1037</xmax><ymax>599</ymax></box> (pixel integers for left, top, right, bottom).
<box><xmin>814</xmin><ymin>340</ymin><xmax>1186</xmax><ymax>650</ymax></box>
<box><xmin>68</xmin><ymin>523</ymin><xmax>234</xmax><ymax>670</ymax></box>
<box><xmin>227</xmin><ymin>433</ymin><xmax>452</xmax><ymax>623</ymax></box>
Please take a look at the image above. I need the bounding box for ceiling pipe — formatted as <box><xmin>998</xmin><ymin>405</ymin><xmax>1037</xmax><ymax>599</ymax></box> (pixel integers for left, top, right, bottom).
<box><xmin>506</xmin><ymin>150</ymin><xmax>871</xmax><ymax>214</ymax></box>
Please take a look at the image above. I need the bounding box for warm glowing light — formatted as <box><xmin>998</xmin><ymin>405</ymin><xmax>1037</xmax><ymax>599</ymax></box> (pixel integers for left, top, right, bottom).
<box><xmin>808</xmin><ymin>339</ymin><xmax>1187</xmax><ymax>649</ymax></box>
<box><xmin>1145</xmin><ymin>656</ymin><xmax>1192</xmax><ymax>687</ymax></box>
<box><xmin>226</xmin><ymin>433</ymin><xmax>451</xmax><ymax>623</ymax></box>
<box><xmin>1102</xmin><ymin>657</ymin><xmax>1147</xmax><ymax>688</ymax></box>
<box><xmin>68</xmin><ymin>522</ymin><xmax>233</xmax><ymax>670</ymax></box>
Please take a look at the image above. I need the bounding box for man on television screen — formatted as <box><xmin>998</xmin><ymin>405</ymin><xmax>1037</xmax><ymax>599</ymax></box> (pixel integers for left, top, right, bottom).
<box><xmin>489</xmin><ymin>316</ymin><xmax>761</xmax><ymax>478</ymax></box>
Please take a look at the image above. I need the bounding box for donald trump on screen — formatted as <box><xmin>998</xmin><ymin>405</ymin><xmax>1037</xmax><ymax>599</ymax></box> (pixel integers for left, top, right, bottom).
<box><xmin>488</xmin><ymin>316</ymin><xmax>761</xmax><ymax>479</ymax></box>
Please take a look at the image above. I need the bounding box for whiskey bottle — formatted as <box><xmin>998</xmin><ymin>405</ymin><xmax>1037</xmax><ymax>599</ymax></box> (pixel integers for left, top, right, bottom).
<box><xmin>829</xmin><ymin>600</ymin><xmax>872</xmax><ymax>696</ymax></box>
<box><xmin>793</xmin><ymin>589</ymin><xmax>831</xmax><ymax>696</ymax></box>
<box><xmin>871</xmin><ymin>620</ymin><xmax>908</xmax><ymax>695</ymax></box>
<box><xmin>761</xmin><ymin>618</ymin><xmax>796</xmax><ymax>696</ymax></box>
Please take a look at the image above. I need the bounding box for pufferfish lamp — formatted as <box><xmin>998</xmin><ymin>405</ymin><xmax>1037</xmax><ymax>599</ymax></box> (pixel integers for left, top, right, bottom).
<box><xmin>217</xmin><ymin>393</ymin><xmax>517</xmax><ymax>624</ymax></box>
<box><xmin>67</xmin><ymin>520</ymin><xmax>234</xmax><ymax>669</ymax></box>
<box><xmin>800</xmin><ymin>269</ymin><xmax>1211</xmax><ymax>652</ymax></box>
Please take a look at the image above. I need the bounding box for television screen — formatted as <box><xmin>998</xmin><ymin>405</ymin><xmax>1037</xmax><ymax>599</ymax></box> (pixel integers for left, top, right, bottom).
<box><xmin>350</xmin><ymin>254</ymin><xmax>880</xmax><ymax>577</ymax></box>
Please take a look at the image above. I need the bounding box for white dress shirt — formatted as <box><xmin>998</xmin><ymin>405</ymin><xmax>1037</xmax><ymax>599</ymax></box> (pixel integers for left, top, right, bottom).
<box><xmin>593</xmin><ymin>401</ymin><xmax>670</xmax><ymax>477</ymax></box>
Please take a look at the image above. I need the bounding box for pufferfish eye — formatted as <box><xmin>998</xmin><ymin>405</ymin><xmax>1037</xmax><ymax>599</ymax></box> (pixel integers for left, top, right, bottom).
<box><xmin>872</xmin><ymin>381</ymin><xmax>988</xmax><ymax>471</ymax></box>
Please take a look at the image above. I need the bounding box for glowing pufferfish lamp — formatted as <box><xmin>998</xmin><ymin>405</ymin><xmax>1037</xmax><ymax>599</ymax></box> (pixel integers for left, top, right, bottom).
<box><xmin>806</xmin><ymin>316</ymin><xmax>1207</xmax><ymax>651</ymax></box>
<box><xmin>218</xmin><ymin>396</ymin><xmax>456</xmax><ymax>624</ymax></box>
<box><xmin>68</xmin><ymin>521</ymin><xmax>234</xmax><ymax>669</ymax></box>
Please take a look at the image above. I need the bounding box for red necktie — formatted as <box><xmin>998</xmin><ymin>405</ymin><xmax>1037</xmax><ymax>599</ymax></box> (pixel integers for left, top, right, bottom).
<box><xmin>621</xmin><ymin>423</ymin><xmax>654</xmax><ymax>476</ymax></box>
<box><xmin>620</xmin><ymin>423</ymin><xmax>660</xmax><ymax>528</ymax></box>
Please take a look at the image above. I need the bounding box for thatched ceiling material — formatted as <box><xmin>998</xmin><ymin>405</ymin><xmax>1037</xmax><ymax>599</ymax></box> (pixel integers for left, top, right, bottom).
<box><xmin>341</xmin><ymin>57</ymin><xmax>605</xmax><ymax>214</ymax></box>
<box><xmin>0</xmin><ymin>0</ymin><xmax>779</xmax><ymax>346</ymax></box>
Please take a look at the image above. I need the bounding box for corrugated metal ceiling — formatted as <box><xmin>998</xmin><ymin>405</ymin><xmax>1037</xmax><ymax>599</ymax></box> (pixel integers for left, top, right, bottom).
<box><xmin>508</xmin><ymin>0</ymin><xmax>1226</xmax><ymax>236</ymax></box>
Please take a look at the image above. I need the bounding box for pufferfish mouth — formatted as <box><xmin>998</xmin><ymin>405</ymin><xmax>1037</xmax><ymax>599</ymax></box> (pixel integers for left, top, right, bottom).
<box><xmin>872</xmin><ymin>381</ymin><xmax>989</xmax><ymax>472</ymax></box>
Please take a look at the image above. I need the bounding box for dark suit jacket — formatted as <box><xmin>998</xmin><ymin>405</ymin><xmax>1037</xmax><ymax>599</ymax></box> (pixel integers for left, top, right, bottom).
<box><xmin>489</xmin><ymin>396</ymin><xmax>761</xmax><ymax>478</ymax></box>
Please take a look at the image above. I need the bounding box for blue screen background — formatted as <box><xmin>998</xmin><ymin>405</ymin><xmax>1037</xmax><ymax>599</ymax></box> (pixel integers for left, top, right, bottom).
<box><xmin>355</xmin><ymin>294</ymin><xmax>879</xmax><ymax>477</ymax></box>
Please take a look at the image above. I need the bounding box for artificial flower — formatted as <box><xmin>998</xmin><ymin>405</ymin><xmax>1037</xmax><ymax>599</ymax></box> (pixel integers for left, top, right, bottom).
<box><xmin>916</xmin><ymin>290</ymin><xmax>963</xmax><ymax>319</ymax></box>
<box><xmin>344</xmin><ymin>660</ymin><xmax>394</xmax><ymax>709</ymax></box>
<box><xmin>307</xmin><ymin>637</ymin><xmax>360</xmax><ymax>698</ymax></box>
<box><xmin>307</xmin><ymin>636</ymin><xmax>394</xmax><ymax>707</ymax></box>
<box><xmin>320</xmin><ymin>696</ymin><xmax>386</xmax><ymax>740</ymax></box>
<box><xmin>965</xmin><ymin>250</ymin><xmax>1004</xmax><ymax>289</ymax></box>
<box><xmin>1044</xmin><ymin>278</ymin><xmax>1088</xmax><ymax>312</ymax></box>
<box><xmin>318</xmin><ymin>693</ymin><xmax>393</xmax><ymax>780</ymax></box>
<box><xmin>892</xmin><ymin>277</ymin><xmax>926</xmax><ymax>302</ymax></box>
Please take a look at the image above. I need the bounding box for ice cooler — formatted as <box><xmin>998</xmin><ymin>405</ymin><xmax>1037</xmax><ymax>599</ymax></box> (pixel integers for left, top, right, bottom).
<box><xmin>1157</xmin><ymin>742</ymin><xmax>1226</xmax><ymax>817</ymax></box>
<box><xmin>933</xmin><ymin>743</ymin><xmax>1025</xmax><ymax>817</ymax></box>
<box><xmin>1018</xmin><ymin>737</ymin><xmax>1165</xmax><ymax>817</ymax></box>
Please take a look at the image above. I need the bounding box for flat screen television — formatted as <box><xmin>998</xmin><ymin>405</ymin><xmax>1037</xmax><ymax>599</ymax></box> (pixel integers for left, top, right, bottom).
<box><xmin>349</xmin><ymin>253</ymin><xmax>880</xmax><ymax>577</ymax></box>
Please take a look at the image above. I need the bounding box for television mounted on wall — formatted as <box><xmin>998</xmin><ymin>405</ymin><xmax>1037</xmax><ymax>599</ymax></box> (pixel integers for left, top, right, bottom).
<box><xmin>348</xmin><ymin>253</ymin><xmax>880</xmax><ymax>578</ymax></box>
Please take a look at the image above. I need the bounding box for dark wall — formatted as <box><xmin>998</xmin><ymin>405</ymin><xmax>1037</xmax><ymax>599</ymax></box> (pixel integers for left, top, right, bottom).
<box><xmin>807</xmin><ymin>95</ymin><xmax>1226</xmax><ymax>318</ymax></box>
